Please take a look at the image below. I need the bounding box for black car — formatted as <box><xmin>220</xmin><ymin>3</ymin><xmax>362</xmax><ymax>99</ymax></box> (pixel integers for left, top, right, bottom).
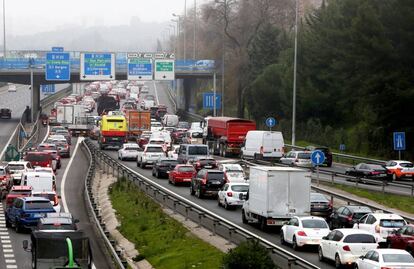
<box><xmin>192</xmin><ymin>156</ymin><xmax>218</xmax><ymax>171</ymax></box>
<box><xmin>345</xmin><ymin>163</ymin><xmax>389</xmax><ymax>180</ymax></box>
<box><xmin>310</xmin><ymin>192</ymin><xmax>332</xmax><ymax>219</ymax></box>
<box><xmin>0</xmin><ymin>108</ymin><xmax>11</xmax><ymax>119</ymax></box>
<box><xmin>152</xmin><ymin>158</ymin><xmax>179</xmax><ymax>179</ymax></box>
<box><xmin>190</xmin><ymin>169</ymin><xmax>226</xmax><ymax>198</ymax></box>
<box><xmin>36</xmin><ymin>212</ymin><xmax>79</xmax><ymax>231</ymax></box>
<box><xmin>329</xmin><ymin>205</ymin><xmax>373</xmax><ymax>229</ymax></box>
<box><xmin>305</xmin><ymin>145</ymin><xmax>332</xmax><ymax>167</ymax></box>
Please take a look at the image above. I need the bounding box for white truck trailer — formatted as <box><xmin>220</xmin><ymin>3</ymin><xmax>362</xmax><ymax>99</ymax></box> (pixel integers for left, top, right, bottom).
<box><xmin>242</xmin><ymin>166</ymin><xmax>311</xmax><ymax>230</ymax></box>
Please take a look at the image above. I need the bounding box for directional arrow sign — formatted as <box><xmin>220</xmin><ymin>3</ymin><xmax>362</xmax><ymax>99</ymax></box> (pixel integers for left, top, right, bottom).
<box><xmin>393</xmin><ymin>132</ymin><xmax>406</xmax><ymax>151</ymax></box>
<box><xmin>45</xmin><ymin>52</ymin><xmax>70</xmax><ymax>81</ymax></box>
<box><xmin>154</xmin><ymin>59</ymin><xmax>174</xmax><ymax>80</ymax></box>
<box><xmin>265</xmin><ymin>117</ymin><xmax>277</xmax><ymax>128</ymax></box>
<box><xmin>80</xmin><ymin>52</ymin><xmax>115</xmax><ymax>81</ymax></box>
<box><xmin>128</xmin><ymin>56</ymin><xmax>153</xmax><ymax>81</ymax></box>
<box><xmin>311</xmin><ymin>150</ymin><xmax>325</xmax><ymax>166</ymax></box>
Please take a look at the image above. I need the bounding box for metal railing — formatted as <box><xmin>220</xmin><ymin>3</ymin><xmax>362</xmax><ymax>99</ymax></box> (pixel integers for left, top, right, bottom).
<box><xmin>81</xmin><ymin>140</ymin><xmax>127</xmax><ymax>269</ymax></box>
<box><xmin>83</xmin><ymin>139</ymin><xmax>319</xmax><ymax>269</ymax></box>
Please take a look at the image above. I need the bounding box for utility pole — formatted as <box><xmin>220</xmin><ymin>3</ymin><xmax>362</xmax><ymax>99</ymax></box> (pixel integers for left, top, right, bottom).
<box><xmin>3</xmin><ymin>0</ymin><xmax>6</xmax><ymax>58</ymax></box>
<box><xmin>292</xmin><ymin>0</ymin><xmax>299</xmax><ymax>146</ymax></box>
<box><xmin>184</xmin><ymin>0</ymin><xmax>187</xmax><ymax>62</ymax></box>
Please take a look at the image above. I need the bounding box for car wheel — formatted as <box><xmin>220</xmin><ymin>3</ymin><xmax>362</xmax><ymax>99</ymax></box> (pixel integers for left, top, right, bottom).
<box><xmin>335</xmin><ymin>254</ymin><xmax>342</xmax><ymax>269</ymax></box>
<box><xmin>190</xmin><ymin>185</ymin><xmax>195</xmax><ymax>196</ymax></box>
<box><xmin>392</xmin><ymin>173</ymin><xmax>397</xmax><ymax>181</ymax></box>
<box><xmin>292</xmin><ymin>236</ymin><xmax>299</xmax><ymax>250</ymax></box>
<box><xmin>224</xmin><ymin>199</ymin><xmax>230</xmax><ymax>210</ymax></box>
<box><xmin>242</xmin><ymin>210</ymin><xmax>248</xmax><ymax>224</ymax></box>
<box><xmin>318</xmin><ymin>246</ymin><xmax>325</xmax><ymax>262</ymax></box>
<box><xmin>156</xmin><ymin>170</ymin><xmax>160</xmax><ymax>178</ymax></box>
<box><xmin>280</xmin><ymin>231</ymin><xmax>286</xmax><ymax>245</ymax></box>
<box><xmin>217</xmin><ymin>196</ymin><xmax>221</xmax><ymax>206</ymax></box>
<box><xmin>196</xmin><ymin>187</ymin><xmax>203</xmax><ymax>199</ymax></box>
<box><xmin>260</xmin><ymin>217</ymin><xmax>267</xmax><ymax>231</ymax></box>
<box><xmin>140</xmin><ymin>161</ymin><xmax>145</xmax><ymax>169</ymax></box>
<box><xmin>15</xmin><ymin>219</ymin><xmax>22</xmax><ymax>233</ymax></box>
<box><xmin>32</xmin><ymin>248</ymin><xmax>37</xmax><ymax>269</ymax></box>
<box><xmin>5</xmin><ymin>216</ymin><xmax>11</xmax><ymax>228</ymax></box>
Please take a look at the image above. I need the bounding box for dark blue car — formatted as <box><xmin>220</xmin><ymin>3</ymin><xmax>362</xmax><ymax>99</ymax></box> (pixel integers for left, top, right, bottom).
<box><xmin>5</xmin><ymin>197</ymin><xmax>55</xmax><ymax>233</ymax></box>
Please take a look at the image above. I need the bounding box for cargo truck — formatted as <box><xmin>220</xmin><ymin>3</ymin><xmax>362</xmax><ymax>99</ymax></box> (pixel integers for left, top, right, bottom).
<box><xmin>99</xmin><ymin>115</ymin><xmax>128</xmax><ymax>150</ymax></box>
<box><xmin>56</xmin><ymin>104</ymin><xmax>85</xmax><ymax>126</ymax></box>
<box><xmin>241</xmin><ymin>166</ymin><xmax>311</xmax><ymax>230</ymax></box>
<box><xmin>124</xmin><ymin>110</ymin><xmax>151</xmax><ymax>140</ymax></box>
<box><xmin>205</xmin><ymin>117</ymin><xmax>256</xmax><ymax>157</ymax></box>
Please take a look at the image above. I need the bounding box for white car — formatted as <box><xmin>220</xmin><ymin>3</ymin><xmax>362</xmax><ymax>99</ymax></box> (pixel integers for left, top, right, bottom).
<box><xmin>353</xmin><ymin>213</ymin><xmax>407</xmax><ymax>245</ymax></box>
<box><xmin>118</xmin><ymin>143</ymin><xmax>141</xmax><ymax>161</ymax></box>
<box><xmin>136</xmin><ymin>144</ymin><xmax>166</xmax><ymax>169</ymax></box>
<box><xmin>318</xmin><ymin>229</ymin><xmax>378</xmax><ymax>267</ymax></box>
<box><xmin>355</xmin><ymin>249</ymin><xmax>414</xmax><ymax>269</ymax></box>
<box><xmin>151</xmin><ymin>121</ymin><xmax>163</xmax><ymax>132</ymax></box>
<box><xmin>8</xmin><ymin>84</ymin><xmax>17</xmax><ymax>92</ymax></box>
<box><xmin>281</xmin><ymin>216</ymin><xmax>330</xmax><ymax>250</ymax></box>
<box><xmin>34</xmin><ymin>167</ymin><xmax>55</xmax><ymax>176</ymax></box>
<box><xmin>140</xmin><ymin>86</ymin><xmax>149</xmax><ymax>94</ymax></box>
<box><xmin>32</xmin><ymin>191</ymin><xmax>61</xmax><ymax>213</ymax></box>
<box><xmin>168</xmin><ymin>145</ymin><xmax>180</xmax><ymax>159</ymax></box>
<box><xmin>217</xmin><ymin>182</ymin><xmax>249</xmax><ymax>209</ymax></box>
<box><xmin>218</xmin><ymin>163</ymin><xmax>246</xmax><ymax>183</ymax></box>
<box><xmin>7</xmin><ymin>161</ymin><xmax>33</xmax><ymax>185</ymax></box>
<box><xmin>280</xmin><ymin>151</ymin><xmax>312</xmax><ymax>167</ymax></box>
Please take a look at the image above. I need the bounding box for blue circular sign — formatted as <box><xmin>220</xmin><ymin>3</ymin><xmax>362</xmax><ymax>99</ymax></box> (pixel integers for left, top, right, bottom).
<box><xmin>311</xmin><ymin>150</ymin><xmax>325</xmax><ymax>165</ymax></box>
<box><xmin>265</xmin><ymin>117</ymin><xmax>277</xmax><ymax>128</ymax></box>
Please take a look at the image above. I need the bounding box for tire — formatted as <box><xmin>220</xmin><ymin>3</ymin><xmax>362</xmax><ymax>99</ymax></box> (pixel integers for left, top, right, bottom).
<box><xmin>254</xmin><ymin>154</ymin><xmax>258</xmax><ymax>161</ymax></box>
<box><xmin>318</xmin><ymin>246</ymin><xmax>325</xmax><ymax>262</ymax></box>
<box><xmin>156</xmin><ymin>170</ymin><xmax>160</xmax><ymax>178</ymax></box>
<box><xmin>15</xmin><ymin>220</ymin><xmax>22</xmax><ymax>233</ymax></box>
<box><xmin>190</xmin><ymin>185</ymin><xmax>195</xmax><ymax>196</ymax></box>
<box><xmin>260</xmin><ymin>217</ymin><xmax>267</xmax><ymax>231</ymax></box>
<box><xmin>224</xmin><ymin>199</ymin><xmax>230</xmax><ymax>210</ymax></box>
<box><xmin>335</xmin><ymin>254</ymin><xmax>342</xmax><ymax>269</ymax></box>
<box><xmin>32</xmin><ymin>248</ymin><xmax>37</xmax><ymax>269</ymax></box>
<box><xmin>292</xmin><ymin>236</ymin><xmax>299</xmax><ymax>251</ymax></box>
<box><xmin>392</xmin><ymin>173</ymin><xmax>397</xmax><ymax>181</ymax></box>
<box><xmin>5</xmin><ymin>216</ymin><xmax>11</xmax><ymax>228</ymax></box>
<box><xmin>196</xmin><ymin>187</ymin><xmax>203</xmax><ymax>199</ymax></box>
<box><xmin>280</xmin><ymin>231</ymin><xmax>286</xmax><ymax>245</ymax></box>
<box><xmin>242</xmin><ymin>210</ymin><xmax>248</xmax><ymax>224</ymax></box>
<box><xmin>140</xmin><ymin>161</ymin><xmax>145</xmax><ymax>169</ymax></box>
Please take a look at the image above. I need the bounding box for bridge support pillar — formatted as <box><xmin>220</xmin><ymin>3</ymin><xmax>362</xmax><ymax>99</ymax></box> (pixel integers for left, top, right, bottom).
<box><xmin>31</xmin><ymin>84</ymin><xmax>41</xmax><ymax>122</ymax></box>
<box><xmin>183</xmin><ymin>78</ymin><xmax>196</xmax><ymax>113</ymax></box>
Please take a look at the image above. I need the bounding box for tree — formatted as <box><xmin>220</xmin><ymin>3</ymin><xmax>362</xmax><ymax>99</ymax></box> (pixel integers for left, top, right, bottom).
<box><xmin>222</xmin><ymin>240</ymin><xmax>276</xmax><ymax>269</ymax></box>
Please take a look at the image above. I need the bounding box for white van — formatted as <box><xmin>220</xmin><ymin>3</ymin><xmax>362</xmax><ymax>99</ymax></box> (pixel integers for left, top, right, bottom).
<box><xmin>241</xmin><ymin>131</ymin><xmax>284</xmax><ymax>160</ymax></box>
<box><xmin>21</xmin><ymin>172</ymin><xmax>56</xmax><ymax>192</ymax></box>
<box><xmin>162</xmin><ymin>114</ymin><xmax>179</xmax><ymax>127</ymax></box>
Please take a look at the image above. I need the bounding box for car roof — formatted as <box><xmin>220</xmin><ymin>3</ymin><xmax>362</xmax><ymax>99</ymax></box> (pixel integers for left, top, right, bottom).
<box><xmin>226</xmin><ymin>182</ymin><xmax>249</xmax><ymax>186</ymax></box>
<box><xmin>123</xmin><ymin>143</ymin><xmax>139</xmax><ymax>147</ymax></box>
<box><xmin>11</xmin><ymin>185</ymin><xmax>32</xmax><ymax>190</ymax></box>
<box><xmin>22</xmin><ymin>196</ymin><xmax>50</xmax><ymax>202</ymax></box>
<box><xmin>40</xmin><ymin>217</ymin><xmax>73</xmax><ymax>225</ymax></box>
<box><xmin>8</xmin><ymin>161</ymin><xmax>29</xmax><ymax>165</ymax></box>
<box><xmin>32</xmin><ymin>190</ymin><xmax>56</xmax><ymax>195</ymax></box>
<box><xmin>374</xmin><ymin>248</ymin><xmax>412</xmax><ymax>254</ymax></box>
<box><xmin>146</xmin><ymin>144</ymin><xmax>163</xmax><ymax>148</ymax></box>
<box><xmin>294</xmin><ymin>216</ymin><xmax>327</xmax><ymax>221</ymax></box>
<box><xmin>368</xmin><ymin>213</ymin><xmax>404</xmax><ymax>219</ymax></box>
<box><xmin>204</xmin><ymin>169</ymin><xmax>223</xmax><ymax>173</ymax></box>
<box><xmin>346</xmin><ymin>205</ymin><xmax>372</xmax><ymax>212</ymax></box>
<box><xmin>334</xmin><ymin>228</ymin><xmax>375</xmax><ymax>235</ymax></box>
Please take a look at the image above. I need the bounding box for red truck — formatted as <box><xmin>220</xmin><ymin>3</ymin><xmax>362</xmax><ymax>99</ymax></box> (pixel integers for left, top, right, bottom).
<box><xmin>205</xmin><ymin>117</ymin><xmax>256</xmax><ymax>157</ymax></box>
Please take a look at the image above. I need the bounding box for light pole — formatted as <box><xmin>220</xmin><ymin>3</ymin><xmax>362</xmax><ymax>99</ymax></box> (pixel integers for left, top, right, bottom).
<box><xmin>184</xmin><ymin>0</ymin><xmax>187</xmax><ymax>62</ymax></box>
<box><xmin>172</xmin><ymin>14</ymin><xmax>185</xmax><ymax>60</ymax></box>
<box><xmin>292</xmin><ymin>0</ymin><xmax>299</xmax><ymax>146</ymax></box>
<box><xmin>171</xmin><ymin>19</ymin><xmax>180</xmax><ymax>58</ymax></box>
<box><xmin>2</xmin><ymin>0</ymin><xmax>5</xmax><ymax>58</ymax></box>
<box><xmin>169</xmin><ymin>24</ymin><xmax>176</xmax><ymax>56</ymax></box>
<box><xmin>215</xmin><ymin>0</ymin><xmax>227</xmax><ymax>116</ymax></box>
<box><xmin>193</xmin><ymin>0</ymin><xmax>197</xmax><ymax>60</ymax></box>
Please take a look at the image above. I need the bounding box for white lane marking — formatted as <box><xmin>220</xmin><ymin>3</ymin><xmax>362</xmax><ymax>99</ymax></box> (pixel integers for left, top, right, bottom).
<box><xmin>6</xmin><ymin>265</ymin><xmax>17</xmax><ymax>269</ymax></box>
<box><xmin>0</xmin><ymin>228</ymin><xmax>7</xmax><ymax>231</ymax></box>
<box><xmin>0</xmin><ymin>232</ymin><xmax>8</xmax><ymax>235</ymax></box>
<box><xmin>92</xmin><ymin>264</ymin><xmax>96</xmax><ymax>269</ymax></box>
<box><xmin>0</xmin><ymin>124</ymin><xmax>19</xmax><ymax>160</ymax></box>
<box><xmin>1</xmin><ymin>235</ymin><xmax>10</xmax><ymax>239</ymax></box>
<box><xmin>3</xmin><ymin>249</ymin><xmax>13</xmax><ymax>253</ymax></box>
<box><xmin>153</xmin><ymin>81</ymin><xmax>160</xmax><ymax>105</ymax></box>
<box><xmin>61</xmin><ymin>137</ymin><xmax>84</xmax><ymax>212</ymax></box>
<box><xmin>2</xmin><ymin>244</ymin><xmax>12</xmax><ymax>248</ymax></box>
<box><xmin>1</xmin><ymin>240</ymin><xmax>11</xmax><ymax>244</ymax></box>
<box><xmin>41</xmin><ymin>124</ymin><xmax>50</xmax><ymax>143</ymax></box>
<box><xmin>4</xmin><ymin>254</ymin><xmax>14</xmax><ymax>258</ymax></box>
<box><xmin>0</xmin><ymin>225</ymin><xmax>5</xmax><ymax>228</ymax></box>
<box><xmin>5</xmin><ymin>259</ymin><xmax>16</xmax><ymax>264</ymax></box>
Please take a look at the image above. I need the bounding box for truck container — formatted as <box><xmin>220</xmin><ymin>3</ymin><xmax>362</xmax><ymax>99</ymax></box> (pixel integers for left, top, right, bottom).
<box><xmin>242</xmin><ymin>166</ymin><xmax>311</xmax><ymax>230</ymax></box>
<box><xmin>56</xmin><ymin>105</ymin><xmax>85</xmax><ymax>125</ymax></box>
<box><xmin>124</xmin><ymin>110</ymin><xmax>151</xmax><ymax>140</ymax></box>
<box><xmin>99</xmin><ymin>115</ymin><xmax>128</xmax><ymax>150</ymax></box>
<box><xmin>162</xmin><ymin>114</ymin><xmax>179</xmax><ymax>127</ymax></box>
<box><xmin>205</xmin><ymin>117</ymin><xmax>256</xmax><ymax>157</ymax></box>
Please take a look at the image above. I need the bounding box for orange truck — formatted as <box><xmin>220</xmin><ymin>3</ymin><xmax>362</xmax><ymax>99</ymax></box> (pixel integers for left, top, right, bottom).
<box><xmin>124</xmin><ymin>110</ymin><xmax>151</xmax><ymax>140</ymax></box>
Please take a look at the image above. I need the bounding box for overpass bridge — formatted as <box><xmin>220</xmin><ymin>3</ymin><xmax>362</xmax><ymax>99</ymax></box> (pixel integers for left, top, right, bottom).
<box><xmin>0</xmin><ymin>52</ymin><xmax>220</xmax><ymax>117</ymax></box>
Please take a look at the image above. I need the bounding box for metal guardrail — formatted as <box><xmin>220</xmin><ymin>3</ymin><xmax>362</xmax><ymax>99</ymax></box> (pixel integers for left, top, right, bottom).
<box><xmin>165</xmin><ymin>85</ymin><xmax>177</xmax><ymax>113</ymax></box>
<box><xmin>83</xmin><ymin>139</ymin><xmax>319</xmax><ymax>269</ymax></box>
<box><xmin>81</xmin><ymin>139</ymin><xmax>127</xmax><ymax>269</ymax></box>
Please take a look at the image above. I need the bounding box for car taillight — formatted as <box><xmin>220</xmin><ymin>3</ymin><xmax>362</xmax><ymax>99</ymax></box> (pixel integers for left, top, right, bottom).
<box><xmin>342</xmin><ymin>245</ymin><xmax>351</xmax><ymax>251</ymax></box>
<box><xmin>347</xmin><ymin>215</ymin><xmax>353</xmax><ymax>221</ymax></box>
<box><xmin>102</xmin><ymin>137</ymin><xmax>106</xmax><ymax>143</ymax></box>
<box><xmin>328</xmin><ymin>200</ymin><xmax>333</xmax><ymax>209</ymax></box>
<box><xmin>295</xmin><ymin>159</ymin><xmax>299</xmax><ymax>162</ymax></box>
<box><xmin>201</xmin><ymin>178</ymin><xmax>207</xmax><ymax>185</ymax></box>
<box><xmin>196</xmin><ymin>161</ymin><xmax>201</xmax><ymax>168</ymax></box>
<box><xmin>53</xmin><ymin>195</ymin><xmax>59</xmax><ymax>206</ymax></box>
<box><xmin>46</xmin><ymin>163</ymin><xmax>50</xmax><ymax>167</ymax></box>
<box><xmin>282</xmin><ymin>147</ymin><xmax>286</xmax><ymax>154</ymax></box>
<box><xmin>227</xmin><ymin>192</ymin><xmax>233</xmax><ymax>197</ymax></box>
<box><xmin>375</xmin><ymin>225</ymin><xmax>380</xmax><ymax>233</ymax></box>
<box><xmin>297</xmin><ymin>231</ymin><xmax>307</xmax><ymax>237</ymax></box>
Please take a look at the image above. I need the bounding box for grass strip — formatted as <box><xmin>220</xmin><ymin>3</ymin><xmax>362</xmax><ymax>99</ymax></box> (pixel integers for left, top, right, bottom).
<box><xmin>109</xmin><ymin>178</ymin><xmax>224</xmax><ymax>269</ymax></box>
<box><xmin>328</xmin><ymin>183</ymin><xmax>414</xmax><ymax>214</ymax></box>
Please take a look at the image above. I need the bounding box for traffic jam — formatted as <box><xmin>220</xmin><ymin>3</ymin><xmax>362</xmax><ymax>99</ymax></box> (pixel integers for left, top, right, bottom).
<box><xmin>1</xmin><ymin>79</ymin><xmax>414</xmax><ymax>269</ymax></box>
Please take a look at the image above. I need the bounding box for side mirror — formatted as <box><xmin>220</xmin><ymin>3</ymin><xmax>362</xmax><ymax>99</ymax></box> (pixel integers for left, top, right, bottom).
<box><xmin>23</xmin><ymin>240</ymin><xmax>29</xmax><ymax>251</ymax></box>
<box><xmin>322</xmin><ymin>236</ymin><xmax>328</xmax><ymax>240</ymax></box>
<box><xmin>359</xmin><ymin>255</ymin><xmax>365</xmax><ymax>260</ymax></box>
<box><xmin>74</xmin><ymin>219</ymin><xmax>80</xmax><ymax>223</ymax></box>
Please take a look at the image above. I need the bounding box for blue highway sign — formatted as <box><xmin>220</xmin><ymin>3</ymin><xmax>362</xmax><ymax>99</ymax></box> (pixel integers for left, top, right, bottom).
<box><xmin>393</xmin><ymin>132</ymin><xmax>406</xmax><ymax>151</ymax></box>
<box><xmin>80</xmin><ymin>53</ymin><xmax>115</xmax><ymax>81</ymax></box>
<box><xmin>41</xmin><ymin>84</ymin><xmax>56</xmax><ymax>95</ymax></box>
<box><xmin>128</xmin><ymin>57</ymin><xmax>153</xmax><ymax>80</ymax></box>
<box><xmin>203</xmin><ymin>93</ymin><xmax>221</xmax><ymax>109</ymax></box>
<box><xmin>311</xmin><ymin>150</ymin><xmax>325</xmax><ymax>166</ymax></box>
<box><xmin>45</xmin><ymin>52</ymin><xmax>70</xmax><ymax>81</ymax></box>
<box><xmin>51</xmin><ymin>47</ymin><xmax>64</xmax><ymax>52</ymax></box>
<box><xmin>265</xmin><ymin>117</ymin><xmax>277</xmax><ymax>128</ymax></box>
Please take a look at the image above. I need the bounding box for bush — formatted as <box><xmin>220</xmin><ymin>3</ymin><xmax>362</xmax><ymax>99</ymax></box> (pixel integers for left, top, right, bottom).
<box><xmin>222</xmin><ymin>240</ymin><xmax>276</xmax><ymax>269</ymax></box>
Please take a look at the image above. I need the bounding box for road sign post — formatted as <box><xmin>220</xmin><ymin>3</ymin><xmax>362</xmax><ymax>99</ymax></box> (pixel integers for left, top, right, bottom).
<box><xmin>311</xmin><ymin>150</ymin><xmax>325</xmax><ymax>186</ymax></box>
<box><xmin>154</xmin><ymin>59</ymin><xmax>175</xmax><ymax>80</ymax></box>
<box><xmin>265</xmin><ymin>117</ymin><xmax>277</xmax><ymax>131</ymax></box>
<box><xmin>127</xmin><ymin>54</ymin><xmax>153</xmax><ymax>80</ymax></box>
<box><xmin>80</xmin><ymin>52</ymin><xmax>115</xmax><ymax>81</ymax></box>
<box><xmin>45</xmin><ymin>52</ymin><xmax>70</xmax><ymax>81</ymax></box>
<box><xmin>393</xmin><ymin>132</ymin><xmax>406</xmax><ymax>160</ymax></box>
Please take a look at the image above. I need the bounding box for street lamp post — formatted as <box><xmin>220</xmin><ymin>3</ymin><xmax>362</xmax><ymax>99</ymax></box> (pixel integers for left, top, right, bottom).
<box><xmin>3</xmin><ymin>0</ymin><xmax>6</xmax><ymax>58</ymax></box>
<box><xmin>215</xmin><ymin>0</ymin><xmax>227</xmax><ymax>116</ymax></box>
<box><xmin>171</xmin><ymin>19</ymin><xmax>180</xmax><ymax>58</ymax></box>
<box><xmin>292</xmin><ymin>0</ymin><xmax>299</xmax><ymax>146</ymax></box>
<box><xmin>172</xmin><ymin>14</ymin><xmax>184</xmax><ymax>60</ymax></box>
<box><xmin>193</xmin><ymin>0</ymin><xmax>197</xmax><ymax>60</ymax></box>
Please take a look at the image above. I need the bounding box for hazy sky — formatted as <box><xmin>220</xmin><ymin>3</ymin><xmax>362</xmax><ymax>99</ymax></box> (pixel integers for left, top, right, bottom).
<box><xmin>6</xmin><ymin>0</ymin><xmax>208</xmax><ymax>36</ymax></box>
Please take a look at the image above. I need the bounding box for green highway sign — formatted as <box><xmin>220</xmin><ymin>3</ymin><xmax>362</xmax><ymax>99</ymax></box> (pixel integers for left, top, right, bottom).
<box><xmin>154</xmin><ymin>59</ymin><xmax>175</xmax><ymax>80</ymax></box>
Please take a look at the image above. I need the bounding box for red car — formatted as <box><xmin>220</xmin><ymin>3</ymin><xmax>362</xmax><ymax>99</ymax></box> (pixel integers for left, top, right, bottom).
<box><xmin>168</xmin><ymin>165</ymin><xmax>196</xmax><ymax>185</ymax></box>
<box><xmin>5</xmin><ymin>185</ymin><xmax>32</xmax><ymax>208</ymax></box>
<box><xmin>24</xmin><ymin>151</ymin><xmax>56</xmax><ymax>171</ymax></box>
<box><xmin>386</xmin><ymin>224</ymin><xmax>414</xmax><ymax>251</ymax></box>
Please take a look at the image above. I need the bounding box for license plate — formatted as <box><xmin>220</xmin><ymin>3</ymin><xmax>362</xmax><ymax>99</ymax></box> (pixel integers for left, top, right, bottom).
<box><xmin>406</xmin><ymin>174</ymin><xmax>412</xmax><ymax>177</ymax></box>
<box><xmin>76</xmin><ymin>131</ymin><xmax>80</xmax><ymax>133</ymax></box>
<box><xmin>209</xmin><ymin>180</ymin><xmax>220</xmax><ymax>185</ymax></box>
<box><xmin>183</xmin><ymin>178</ymin><xmax>191</xmax><ymax>182</ymax></box>
<box><xmin>34</xmin><ymin>213</ymin><xmax>44</xmax><ymax>218</ymax></box>
<box><xmin>112</xmin><ymin>138</ymin><xmax>119</xmax><ymax>141</ymax></box>
<box><xmin>204</xmin><ymin>165</ymin><xmax>212</xmax><ymax>168</ymax></box>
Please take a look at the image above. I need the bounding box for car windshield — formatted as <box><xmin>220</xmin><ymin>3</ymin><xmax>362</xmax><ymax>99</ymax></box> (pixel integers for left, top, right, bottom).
<box><xmin>230</xmin><ymin>185</ymin><xmax>249</xmax><ymax>192</ymax></box>
<box><xmin>161</xmin><ymin>160</ymin><xmax>179</xmax><ymax>166</ymax></box>
<box><xmin>25</xmin><ymin>201</ymin><xmax>53</xmax><ymax>210</ymax></box>
<box><xmin>353</xmin><ymin>212</ymin><xmax>369</xmax><ymax>219</ymax></box>
<box><xmin>188</xmin><ymin>146</ymin><xmax>208</xmax><ymax>155</ymax></box>
<box><xmin>125</xmin><ymin>147</ymin><xmax>139</xmax><ymax>151</ymax></box>
<box><xmin>380</xmin><ymin>219</ymin><xmax>406</xmax><ymax>228</ymax></box>
<box><xmin>178</xmin><ymin>167</ymin><xmax>195</xmax><ymax>172</ymax></box>
<box><xmin>310</xmin><ymin>193</ymin><xmax>329</xmax><ymax>202</ymax></box>
<box><xmin>302</xmin><ymin>219</ymin><xmax>328</xmax><ymax>228</ymax></box>
<box><xmin>298</xmin><ymin>153</ymin><xmax>311</xmax><ymax>159</ymax></box>
<box><xmin>224</xmin><ymin>165</ymin><xmax>243</xmax><ymax>172</ymax></box>
<box><xmin>8</xmin><ymin>164</ymin><xmax>25</xmax><ymax>170</ymax></box>
<box><xmin>146</xmin><ymin>147</ymin><xmax>163</xmax><ymax>153</ymax></box>
<box><xmin>368</xmin><ymin>164</ymin><xmax>385</xmax><ymax>170</ymax></box>
<box><xmin>32</xmin><ymin>193</ymin><xmax>55</xmax><ymax>201</ymax></box>
<box><xmin>39</xmin><ymin>223</ymin><xmax>74</xmax><ymax>230</ymax></box>
<box><xmin>382</xmin><ymin>254</ymin><xmax>414</xmax><ymax>263</ymax></box>
<box><xmin>207</xmin><ymin>172</ymin><xmax>224</xmax><ymax>180</ymax></box>
<box><xmin>25</xmin><ymin>154</ymin><xmax>51</xmax><ymax>162</ymax></box>
<box><xmin>343</xmin><ymin>234</ymin><xmax>376</xmax><ymax>243</ymax></box>
<box><xmin>10</xmin><ymin>190</ymin><xmax>31</xmax><ymax>195</ymax></box>
<box><xmin>38</xmin><ymin>145</ymin><xmax>57</xmax><ymax>150</ymax></box>
<box><xmin>144</xmin><ymin>95</ymin><xmax>155</xmax><ymax>101</ymax></box>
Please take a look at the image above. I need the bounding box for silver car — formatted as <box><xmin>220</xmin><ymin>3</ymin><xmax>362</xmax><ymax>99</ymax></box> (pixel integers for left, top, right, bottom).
<box><xmin>280</xmin><ymin>151</ymin><xmax>312</xmax><ymax>167</ymax></box>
